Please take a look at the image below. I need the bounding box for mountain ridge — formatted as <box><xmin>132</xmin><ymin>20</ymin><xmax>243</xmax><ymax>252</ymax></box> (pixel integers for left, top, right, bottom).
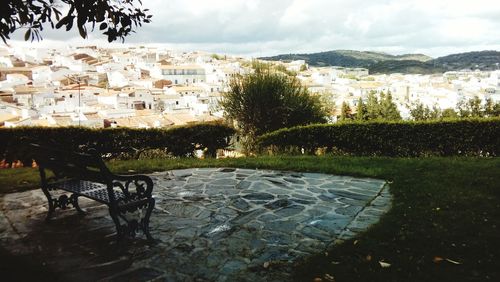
<box><xmin>259</xmin><ymin>50</ymin><xmax>500</xmax><ymax>74</ymax></box>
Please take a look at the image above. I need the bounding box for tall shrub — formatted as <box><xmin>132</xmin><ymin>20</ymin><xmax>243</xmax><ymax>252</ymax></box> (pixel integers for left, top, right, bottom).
<box><xmin>220</xmin><ymin>68</ymin><xmax>327</xmax><ymax>152</ymax></box>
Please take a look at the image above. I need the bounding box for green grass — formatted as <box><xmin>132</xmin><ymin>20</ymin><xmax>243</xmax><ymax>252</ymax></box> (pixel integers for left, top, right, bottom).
<box><xmin>1</xmin><ymin>156</ymin><xmax>499</xmax><ymax>281</ymax></box>
<box><xmin>0</xmin><ymin>167</ymin><xmax>42</xmax><ymax>193</ymax></box>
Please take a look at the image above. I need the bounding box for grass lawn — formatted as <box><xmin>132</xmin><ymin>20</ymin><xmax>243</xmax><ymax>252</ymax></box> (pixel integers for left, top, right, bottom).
<box><xmin>1</xmin><ymin>156</ymin><xmax>499</xmax><ymax>281</ymax></box>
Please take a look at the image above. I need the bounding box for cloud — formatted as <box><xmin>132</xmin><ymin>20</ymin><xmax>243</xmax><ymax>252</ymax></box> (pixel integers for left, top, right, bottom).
<box><xmin>7</xmin><ymin>0</ymin><xmax>500</xmax><ymax>58</ymax></box>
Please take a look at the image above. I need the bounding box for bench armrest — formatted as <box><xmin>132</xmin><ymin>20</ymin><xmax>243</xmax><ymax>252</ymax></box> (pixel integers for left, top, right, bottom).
<box><xmin>111</xmin><ymin>174</ymin><xmax>154</xmax><ymax>199</ymax></box>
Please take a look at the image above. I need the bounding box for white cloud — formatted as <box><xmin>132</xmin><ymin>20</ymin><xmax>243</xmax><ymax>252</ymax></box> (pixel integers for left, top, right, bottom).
<box><xmin>7</xmin><ymin>0</ymin><xmax>500</xmax><ymax>58</ymax></box>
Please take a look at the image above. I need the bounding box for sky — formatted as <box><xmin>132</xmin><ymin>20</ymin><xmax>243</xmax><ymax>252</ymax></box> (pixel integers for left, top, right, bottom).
<box><xmin>9</xmin><ymin>0</ymin><xmax>500</xmax><ymax>58</ymax></box>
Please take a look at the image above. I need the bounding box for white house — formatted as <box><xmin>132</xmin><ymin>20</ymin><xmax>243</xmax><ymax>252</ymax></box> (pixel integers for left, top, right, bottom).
<box><xmin>152</xmin><ymin>65</ymin><xmax>206</xmax><ymax>85</ymax></box>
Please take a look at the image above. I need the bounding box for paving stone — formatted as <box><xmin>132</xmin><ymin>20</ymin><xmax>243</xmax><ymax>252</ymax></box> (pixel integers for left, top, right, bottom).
<box><xmin>264</xmin><ymin>220</ymin><xmax>298</xmax><ymax>234</ymax></box>
<box><xmin>236</xmin><ymin>180</ymin><xmax>252</xmax><ymax>190</ymax></box>
<box><xmin>250</xmin><ymin>181</ymin><xmax>272</xmax><ymax>190</ymax></box>
<box><xmin>221</xmin><ymin>259</ymin><xmax>247</xmax><ymax>276</ymax></box>
<box><xmin>242</xmin><ymin>193</ymin><xmax>275</xmax><ymax>201</ymax></box>
<box><xmin>259</xmin><ymin>213</ymin><xmax>280</xmax><ymax>221</ymax></box>
<box><xmin>212</xmin><ymin>178</ymin><xmax>239</xmax><ymax>186</ymax></box>
<box><xmin>283</xmin><ymin>178</ymin><xmax>306</xmax><ymax>185</ymax></box>
<box><xmin>274</xmin><ymin>205</ymin><xmax>305</xmax><ymax>217</ymax></box>
<box><xmin>310</xmin><ymin>218</ymin><xmax>350</xmax><ymax>235</ymax></box>
<box><xmin>301</xmin><ymin>226</ymin><xmax>333</xmax><ymax>241</ymax></box>
<box><xmin>335</xmin><ymin>205</ymin><xmax>363</xmax><ymax>216</ymax></box>
<box><xmin>329</xmin><ymin>190</ymin><xmax>374</xmax><ymax>201</ymax></box>
<box><xmin>264</xmin><ymin>199</ymin><xmax>294</xmax><ymax>210</ymax></box>
<box><xmin>318</xmin><ymin>193</ymin><xmax>339</xmax><ymax>202</ymax></box>
<box><xmin>307</xmin><ymin>187</ymin><xmax>325</xmax><ymax>194</ymax></box>
<box><xmin>230</xmin><ymin>198</ymin><xmax>251</xmax><ymax>211</ymax></box>
<box><xmin>0</xmin><ymin>168</ymin><xmax>391</xmax><ymax>282</ymax></box>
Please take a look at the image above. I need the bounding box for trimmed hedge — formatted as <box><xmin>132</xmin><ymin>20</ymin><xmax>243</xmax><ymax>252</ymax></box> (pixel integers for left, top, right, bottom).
<box><xmin>0</xmin><ymin>121</ymin><xmax>236</xmax><ymax>164</ymax></box>
<box><xmin>257</xmin><ymin>119</ymin><xmax>500</xmax><ymax>157</ymax></box>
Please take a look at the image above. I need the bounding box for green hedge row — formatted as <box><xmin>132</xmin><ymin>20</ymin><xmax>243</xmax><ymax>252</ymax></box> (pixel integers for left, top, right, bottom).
<box><xmin>257</xmin><ymin>119</ymin><xmax>500</xmax><ymax>157</ymax></box>
<box><xmin>0</xmin><ymin>122</ymin><xmax>236</xmax><ymax>164</ymax></box>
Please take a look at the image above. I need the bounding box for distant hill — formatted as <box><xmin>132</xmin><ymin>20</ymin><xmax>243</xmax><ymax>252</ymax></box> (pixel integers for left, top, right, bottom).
<box><xmin>260</xmin><ymin>50</ymin><xmax>432</xmax><ymax>69</ymax></box>
<box><xmin>369</xmin><ymin>60</ymin><xmax>444</xmax><ymax>75</ymax></box>
<box><xmin>432</xmin><ymin>51</ymin><xmax>500</xmax><ymax>71</ymax></box>
<box><xmin>260</xmin><ymin>50</ymin><xmax>500</xmax><ymax>74</ymax></box>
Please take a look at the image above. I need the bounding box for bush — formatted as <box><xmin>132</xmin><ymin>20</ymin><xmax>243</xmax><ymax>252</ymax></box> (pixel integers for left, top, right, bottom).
<box><xmin>220</xmin><ymin>68</ymin><xmax>327</xmax><ymax>152</ymax></box>
<box><xmin>257</xmin><ymin>119</ymin><xmax>500</xmax><ymax>157</ymax></box>
<box><xmin>0</xmin><ymin>122</ymin><xmax>236</xmax><ymax>165</ymax></box>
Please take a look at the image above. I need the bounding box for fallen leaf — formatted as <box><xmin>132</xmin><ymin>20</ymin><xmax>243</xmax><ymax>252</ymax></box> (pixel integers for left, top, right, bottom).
<box><xmin>353</xmin><ymin>240</ymin><xmax>359</xmax><ymax>245</ymax></box>
<box><xmin>379</xmin><ymin>261</ymin><xmax>391</xmax><ymax>268</ymax></box>
<box><xmin>366</xmin><ymin>255</ymin><xmax>372</xmax><ymax>262</ymax></box>
<box><xmin>331</xmin><ymin>261</ymin><xmax>341</xmax><ymax>265</ymax></box>
<box><xmin>263</xmin><ymin>262</ymin><xmax>270</xmax><ymax>268</ymax></box>
<box><xmin>433</xmin><ymin>256</ymin><xmax>444</xmax><ymax>263</ymax></box>
<box><xmin>446</xmin><ymin>258</ymin><xmax>462</xmax><ymax>265</ymax></box>
<box><xmin>324</xmin><ymin>273</ymin><xmax>335</xmax><ymax>282</ymax></box>
<box><xmin>313</xmin><ymin>278</ymin><xmax>323</xmax><ymax>282</ymax></box>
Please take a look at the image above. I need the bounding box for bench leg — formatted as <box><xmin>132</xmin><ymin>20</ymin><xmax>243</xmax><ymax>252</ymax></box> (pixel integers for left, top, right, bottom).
<box><xmin>69</xmin><ymin>194</ymin><xmax>86</xmax><ymax>215</ymax></box>
<box><xmin>109</xmin><ymin>207</ymin><xmax>123</xmax><ymax>240</ymax></box>
<box><xmin>41</xmin><ymin>187</ymin><xmax>56</xmax><ymax>221</ymax></box>
<box><xmin>141</xmin><ymin>198</ymin><xmax>155</xmax><ymax>241</ymax></box>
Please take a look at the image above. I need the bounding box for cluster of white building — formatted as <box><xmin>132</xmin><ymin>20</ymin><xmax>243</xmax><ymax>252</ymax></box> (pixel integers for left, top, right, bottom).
<box><xmin>0</xmin><ymin>46</ymin><xmax>245</xmax><ymax>128</ymax></box>
<box><xmin>291</xmin><ymin>61</ymin><xmax>500</xmax><ymax>119</ymax></box>
<box><xmin>0</xmin><ymin>46</ymin><xmax>499</xmax><ymax>128</ymax></box>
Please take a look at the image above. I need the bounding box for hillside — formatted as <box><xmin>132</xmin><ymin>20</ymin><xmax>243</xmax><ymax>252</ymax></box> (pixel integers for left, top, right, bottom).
<box><xmin>260</xmin><ymin>50</ymin><xmax>432</xmax><ymax>69</ymax></box>
<box><xmin>368</xmin><ymin>60</ymin><xmax>444</xmax><ymax>75</ymax></box>
<box><xmin>432</xmin><ymin>50</ymin><xmax>500</xmax><ymax>71</ymax></box>
<box><xmin>260</xmin><ymin>50</ymin><xmax>500</xmax><ymax>74</ymax></box>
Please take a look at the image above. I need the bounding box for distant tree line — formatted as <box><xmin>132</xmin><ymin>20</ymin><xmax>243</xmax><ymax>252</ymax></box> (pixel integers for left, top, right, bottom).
<box><xmin>339</xmin><ymin>91</ymin><xmax>500</xmax><ymax>122</ymax></box>
<box><xmin>409</xmin><ymin>97</ymin><xmax>500</xmax><ymax>121</ymax></box>
<box><xmin>339</xmin><ymin>91</ymin><xmax>401</xmax><ymax>122</ymax></box>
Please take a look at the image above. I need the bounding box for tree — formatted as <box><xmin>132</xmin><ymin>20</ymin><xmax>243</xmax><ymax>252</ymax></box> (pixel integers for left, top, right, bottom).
<box><xmin>366</xmin><ymin>90</ymin><xmax>380</xmax><ymax>120</ymax></box>
<box><xmin>319</xmin><ymin>91</ymin><xmax>336</xmax><ymax>119</ymax></box>
<box><xmin>482</xmin><ymin>98</ymin><xmax>500</xmax><ymax>117</ymax></box>
<box><xmin>220</xmin><ymin>69</ymin><xmax>327</xmax><ymax>152</ymax></box>
<box><xmin>409</xmin><ymin>102</ymin><xmax>427</xmax><ymax>121</ymax></box>
<box><xmin>484</xmin><ymin>98</ymin><xmax>495</xmax><ymax>117</ymax></box>
<box><xmin>441</xmin><ymin>108</ymin><xmax>458</xmax><ymax>119</ymax></box>
<box><xmin>409</xmin><ymin>102</ymin><xmax>442</xmax><ymax>121</ymax></box>
<box><xmin>339</xmin><ymin>101</ymin><xmax>353</xmax><ymax>121</ymax></box>
<box><xmin>356</xmin><ymin>97</ymin><xmax>367</xmax><ymax>121</ymax></box>
<box><xmin>493</xmin><ymin>103</ymin><xmax>500</xmax><ymax>117</ymax></box>
<box><xmin>0</xmin><ymin>0</ymin><xmax>152</xmax><ymax>44</ymax></box>
<box><xmin>428</xmin><ymin>105</ymin><xmax>441</xmax><ymax>120</ymax></box>
<box><xmin>468</xmin><ymin>96</ymin><xmax>483</xmax><ymax>117</ymax></box>
<box><xmin>379</xmin><ymin>91</ymin><xmax>401</xmax><ymax>120</ymax></box>
<box><xmin>365</xmin><ymin>91</ymin><xmax>401</xmax><ymax>121</ymax></box>
<box><xmin>457</xmin><ymin>99</ymin><xmax>471</xmax><ymax>118</ymax></box>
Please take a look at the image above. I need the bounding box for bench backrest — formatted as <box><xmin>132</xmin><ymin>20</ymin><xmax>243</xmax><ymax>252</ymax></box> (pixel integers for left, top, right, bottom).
<box><xmin>30</xmin><ymin>143</ymin><xmax>112</xmax><ymax>184</ymax></box>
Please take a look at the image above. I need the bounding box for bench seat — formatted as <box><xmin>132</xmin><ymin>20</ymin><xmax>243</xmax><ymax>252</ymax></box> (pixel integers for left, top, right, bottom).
<box><xmin>47</xmin><ymin>179</ymin><xmax>126</xmax><ymax>204</ymax></box>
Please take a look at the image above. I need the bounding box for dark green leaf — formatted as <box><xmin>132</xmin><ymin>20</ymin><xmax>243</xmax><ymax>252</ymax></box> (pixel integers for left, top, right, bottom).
<box><xmin>24</xmin><ymin>29</ymin><xmax>31</xmax><ymax>41</ymax></box>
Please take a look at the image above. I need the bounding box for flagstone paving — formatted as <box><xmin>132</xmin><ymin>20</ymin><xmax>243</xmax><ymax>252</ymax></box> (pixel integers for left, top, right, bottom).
<box><xmin>0</xmin><ymin>168</ymin><xmax>392</xmax><ymax>281</ymax></box>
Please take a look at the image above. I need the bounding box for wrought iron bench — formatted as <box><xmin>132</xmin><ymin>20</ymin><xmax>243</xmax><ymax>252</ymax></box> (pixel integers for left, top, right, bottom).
<box><xmin>30</xmin><ymin>143</ymin><xmax>155</xmax><ymax>241</ymax></box>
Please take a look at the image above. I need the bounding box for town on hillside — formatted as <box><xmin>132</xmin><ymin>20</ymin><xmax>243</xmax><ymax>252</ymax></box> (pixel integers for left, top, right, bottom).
<box><xmin>0</xmin><ymin>46</ymin><xmax>499</xmax><ymax>128</ymax></box>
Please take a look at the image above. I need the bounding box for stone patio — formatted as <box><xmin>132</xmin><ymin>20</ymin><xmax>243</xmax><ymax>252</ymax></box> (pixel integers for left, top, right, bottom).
<box><xmin>0</xmin><ymin>168</ymin><xmax>392</xmax><ymax>281</ymax></box>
